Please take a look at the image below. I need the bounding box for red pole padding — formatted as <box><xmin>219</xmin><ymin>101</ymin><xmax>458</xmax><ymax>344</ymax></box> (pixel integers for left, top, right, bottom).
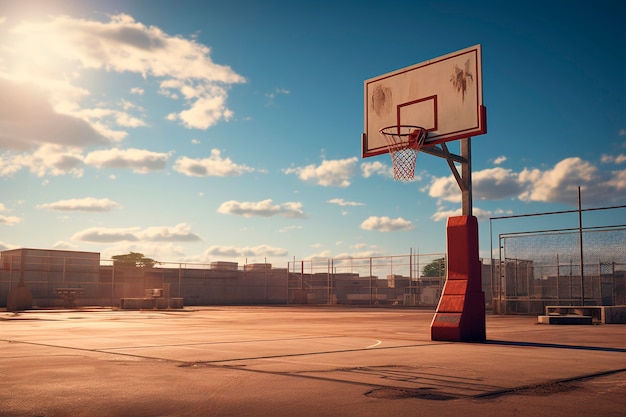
<box><xmin>431</xmin><ymin>215</ymin><xmax>486</xmax><ymax>342</ymax></box>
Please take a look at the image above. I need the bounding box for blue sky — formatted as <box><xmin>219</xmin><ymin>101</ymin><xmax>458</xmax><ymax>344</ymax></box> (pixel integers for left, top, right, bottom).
<box><xmin>0</xmin><ymin>0</ymin><xmax>624</xmax><ymax>265</ymax></box>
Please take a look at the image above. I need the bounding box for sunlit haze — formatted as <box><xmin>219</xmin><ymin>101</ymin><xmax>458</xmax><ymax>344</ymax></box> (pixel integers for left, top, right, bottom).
<box><xmin>0</xmin><ymin>0</ymin><xmax>624</xmax><ymax>264</ymax></box>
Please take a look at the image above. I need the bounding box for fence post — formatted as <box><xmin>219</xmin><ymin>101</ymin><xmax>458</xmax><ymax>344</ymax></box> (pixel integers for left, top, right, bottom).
<box><xmin>111</xmin><ymin>263</ymin><xmax>115</xmax><ymax>307</ymax></box>
<box><xmin>612</xmin><ymin>262</ymin><xmax>616</xmax><ymax>305</ymax></box>
<box><xmin>327</xmin><ymin>259</ymin><xmax>330</xmax><ymax>304</ymax></box>
<box><xmin>369</xmin><ymin>257</ymin><xmax>373</xmax><ymax>305</ymax></box>
<box><xmin>498</xmin><ymin>236</ymin><xmax>505</xmax><ymax>314</ymax></box>
<box><xmin>331</xmin><ymin>259</ymin><xmax>334</xmax><ymax>305</ymax></box>
<box><xmin>555</xmin><ymin>253</ymin><xmax>559</xmax><ymax>302</ymax></box>
<box><xmin>578</xmin><ymin>187</ymin><xmax>585</xmax><ymax>305</ymax></box>
<box><xmin>286</xmin><ymin>261</ymin><xmax>289</xmax><ymax>305</ymax></box>
<box><xmin>611</xmin><ymin>261</ymin><xmax>617</xmax><ymax>305</ymax></box>
<box><xmin>178</xmin><ymin>264</ymin><xmax>182</xmax><ymax>297</ymax></box>
<box><xmin>596</xmin><ymin>260</ymin><xmax>600</xmax><ymax>302</ymax></box>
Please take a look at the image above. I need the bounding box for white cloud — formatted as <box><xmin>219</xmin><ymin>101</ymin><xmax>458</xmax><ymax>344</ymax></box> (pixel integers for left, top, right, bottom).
<box><xmin>0</xmin><ymin>210</ymin><xmax>21</xmax><ymax>225</ymax></box>
<box><xmin>265</xmin><ymin>88</ymin><xmax>290</xmax><ymax>105</ymax></box>
<box><xmin>361</xmin><ymin>160</ymin><xmax>393</xmax><ymax>178</ymax></box>
<box><xmin>284</xmin><ymin>157</ymin><xmax>357</xmax><ymax>187</ymax></box>
<box><xmin>0</xmin><ymin>79</ymin><xmax>111</xmax><ymax>150</ymax></box>
<box><xmin>430</xmin><ymin>207</ymin><xmax>462</xmax><ymax>222</ymax></box>
<box><xmin>203</xmin><ymin>244</ymin><xmax>288</xmax><ymax>258</ymax></box>
<box><xmin>72</xmin><ymin>223</ymin><xmax>201</xmax><ymax>243</ymax></box>
<box><xmin>37</xmin><ymin>197</ymin><xmax>120</xmax><ymax>212</ymax></box>
<box><xmin>360</xmin><ymin>216</ymin><xmax>413</xmax><ymax>232</ymax></box>
<box><xmin>429</xmin><ymin>167</ymin><xmax>522</xmax><ymax>203</ymax></box>
<box><xmin>139</xmin><ymin>223</ymin><xmax>202</xmax><ymax>242</ymax></box>
<box><xmin>517</xmin><ymin>157</ymin><xmax>597</xmax><ymax>204</ymax></box>
<box><xmin>428</xmin><ymin>175</ymin><xmax>462</xmax><ymax>203</ymax></box>
<box><xmin>493</xmin><ymin>155</ymin><xmax>507</xmax><ymax>165</ymax></box>
<box><xmin>278</xmin><ymin>225</ymin><xmax>303</xmax><ymax>233</ymax></box>
<box><xmin>327</xmin><ymin>198</ymin><xmax>364</xmax><ymax>207</ymax></box>
<box><xmin>72</xmin><ymin>226</ymin><xmax>141</xmax><ymax>243</ymax></box>
<box><xmin>32</xmin><ymin>144</ymin><xmax>85</xmax><ymax>177</ymax></box>
<box><xmin>0</xmin><ymin>144</ymin><xmax>85</xmax><ymax>178</ymax></box>
<box><xmin>430</xmin><ymin>206</ymin><xmax>507</xmax><ymax>222</ymax></box>
<box><xmin>601</xmin><ymin>154</ymin><xmax>613</xmax><ymax>164</ymax></box>
<box><xmin>0</xmin><ymin>240</ymin><xmax>19</xmax><ymax>251</ymax></box>
<box><xmin>473</xmin><ymin>167</ymin><xmax>523</xmax><ymax>200</ymax></box>
<box><xmin>218</xmin><ymin>199</ymin><xmax>306</xmax><ymax>218</ymax></box>
<box><xmin>361</xmin><ymin>160</ymin><xmax>422</xmax><ymax>181</ymax></box>
<box><xmin>51</xmin><ymin>241</ymin><xmax>78</xmax><ymax>250</ymax></box>
<box><xmin>0</xmin><ymin>152</ymin><xmax>23</xmax><ymax>176</ymax></box>
<box><xmin>352</xmin><ymin>243</ymin><xmax>370</xmax><ymax>249</ymax></box>
<box><xmin>174</xmin><ymin>87</ymin><xmax>234</xmax><ymax>129</ymax></box>
<box><xmin>75</xmin><ymin>105</ymin><xmax>147</xmax><ymax>131</ymax></box>
<box><xmin>426</xmin><ymin>157</ymin><xmax>626</xmax><ymax>207</ymax></box>
<box><xmin>305</xmin><ymin>249</ymin><xmax>333</xmax><ymax>260</ymax></box>
<box><xmin>333</xmin><ymin>249</ymin><xmax>386</xmax><ymax>260</ymax></box>
<box><xmin>84</xmin><ymin>148</ymin><xmax>169</xmax><ymax>173</ymax></box>
<box><xmin>1</xmin><ymin>13</ymin><xmax>246</xmax><ymax>154</ymax></box>
<box><xmin>605</xmin><ymin>169</ymin><xmax>626</xmax><ymax>191</ymax></box>
<box><xmin>173</xmin><ymin>149</ymin><xmax>254</xmax><ymax>177</ymax></box>
<box><xmin>601</xmin><ymin>154</ymin><xmax>626</xmax><ymax>164</ymax></box>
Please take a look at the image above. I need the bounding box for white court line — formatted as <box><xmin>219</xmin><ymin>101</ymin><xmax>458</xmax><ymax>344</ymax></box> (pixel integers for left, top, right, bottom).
<box><xmin>366</xmin><ymin>340</ymin><xmax>382</xmax><ymax>349</ymax></box>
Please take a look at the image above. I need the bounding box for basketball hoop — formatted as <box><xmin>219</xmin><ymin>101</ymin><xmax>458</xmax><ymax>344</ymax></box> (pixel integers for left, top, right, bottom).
<box><xmin>379</xmin><ymin>125</ymin><xmax>427</xmax><ymax>181</ymax></box>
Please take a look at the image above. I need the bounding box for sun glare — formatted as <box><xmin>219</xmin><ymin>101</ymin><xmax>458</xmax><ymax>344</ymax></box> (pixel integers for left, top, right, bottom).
<box><xmin>9</xmin><ymin>21</ymin><xmax>72</xmax><ymax>82</ymax></box>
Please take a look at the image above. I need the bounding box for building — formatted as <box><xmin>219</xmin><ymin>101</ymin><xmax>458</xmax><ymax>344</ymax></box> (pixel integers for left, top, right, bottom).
<box><xmin>1</xmin><ymin>248</ymin><xmax>100</xmax><ymax>308</ymax></box>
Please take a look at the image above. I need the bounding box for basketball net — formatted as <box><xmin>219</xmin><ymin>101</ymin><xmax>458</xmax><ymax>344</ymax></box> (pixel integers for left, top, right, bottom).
<box><xmin>379</xmin><ymin>126</ymin><xmax>427</xmax><ymax>181</ymax></box>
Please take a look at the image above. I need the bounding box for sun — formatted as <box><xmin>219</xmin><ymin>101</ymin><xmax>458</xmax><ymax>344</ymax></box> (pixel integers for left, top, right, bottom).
<box><xmin>7</xmin><ymin>18</ymin><xmax>74</xmax><ymax>82</ymax></box>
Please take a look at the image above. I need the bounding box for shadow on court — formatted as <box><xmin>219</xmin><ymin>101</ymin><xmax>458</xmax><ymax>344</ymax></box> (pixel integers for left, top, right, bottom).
<box><xmin>1</xmin><ymin>306</ymin><xmax>625</xmax><ymax>417</ymax></box>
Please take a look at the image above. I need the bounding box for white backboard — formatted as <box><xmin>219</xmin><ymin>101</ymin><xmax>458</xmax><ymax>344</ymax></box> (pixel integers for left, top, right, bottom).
<box><xmin>363</xmin><ymin>44</ymin><xmax>486</xmax><ymax>157</ymax></box>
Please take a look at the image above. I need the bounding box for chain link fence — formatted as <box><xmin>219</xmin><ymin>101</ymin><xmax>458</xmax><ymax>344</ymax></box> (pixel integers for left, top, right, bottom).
<box><xmin>1</xmin><ymin>249</ymin><xmax>447</xmax><ymax>309</ymax></box>
<box><xmin>493</xmin><ymin>226</ymin><xmax>626</xmax><ymax>314</ymax></box>
<box><xmin>286</xmin><ymin>253</ymin><xmax>447</xmax><ymax>305</ymax></box>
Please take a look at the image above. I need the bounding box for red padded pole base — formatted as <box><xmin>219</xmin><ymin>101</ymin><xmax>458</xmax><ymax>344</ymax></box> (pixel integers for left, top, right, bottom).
<box><xmin>431</xmin><ymin>215</ymin><xmax>486</xmax><ymax>342</ymax></box>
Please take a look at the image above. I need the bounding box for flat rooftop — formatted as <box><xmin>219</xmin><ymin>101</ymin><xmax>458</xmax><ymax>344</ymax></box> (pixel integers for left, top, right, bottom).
<box><xmin>1</xmin><ymin>306</ymin><xmax>625</xmax><ymax>417</ymax></box>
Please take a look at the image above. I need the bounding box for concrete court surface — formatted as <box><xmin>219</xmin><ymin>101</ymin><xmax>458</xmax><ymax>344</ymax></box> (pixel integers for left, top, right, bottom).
<box><xmin>1</xmin><ymin>306</ymin><xmax>625</xmax><ymax>417</ymax></box>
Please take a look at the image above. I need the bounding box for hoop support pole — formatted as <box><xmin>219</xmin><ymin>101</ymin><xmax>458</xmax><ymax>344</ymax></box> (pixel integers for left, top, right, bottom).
<box><xmin>421</xmin><ymin>139</ymin><xmax>473</xmax><ymax>216</ymax></box>
<box><xmin>461</xmin><ymin>138</ymin><xmax>472</xmax><ymax>216</ymax></box>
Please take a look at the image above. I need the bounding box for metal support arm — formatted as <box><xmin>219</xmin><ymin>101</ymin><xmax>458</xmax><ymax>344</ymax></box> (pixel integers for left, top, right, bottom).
<box><xmin>420</xmin><ymin>138</ymin><xmax>473</xmax><ymax>216</ymax></box>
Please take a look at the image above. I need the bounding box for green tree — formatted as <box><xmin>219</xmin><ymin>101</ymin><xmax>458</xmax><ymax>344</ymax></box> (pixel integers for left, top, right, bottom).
<box><xmin>422</xmin><ymin>257</ymin><xmax>446</xmax><ymax>277</ymax></box>
<box><xmin>111</xmin><ymin>252</ymin><xmax>157</xmax><ymax>268</ymax></box>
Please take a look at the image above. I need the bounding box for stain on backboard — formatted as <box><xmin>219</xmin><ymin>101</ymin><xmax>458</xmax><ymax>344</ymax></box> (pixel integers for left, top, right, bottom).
<box><xmin>371</xmin><ymin>85</ymin><xmax>392</xmax><ymax>117</ymax></box>
<box><xmin>450</xmin><ymin>59</ymin><xmax>473</xmax><ymax>102</ymax></box>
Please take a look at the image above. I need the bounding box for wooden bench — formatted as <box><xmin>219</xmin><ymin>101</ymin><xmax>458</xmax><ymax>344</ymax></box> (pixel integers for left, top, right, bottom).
<box><xmin>540</xmin><ymin>305</ymin><xmax>626</xmax><ymax>324</ymax></box>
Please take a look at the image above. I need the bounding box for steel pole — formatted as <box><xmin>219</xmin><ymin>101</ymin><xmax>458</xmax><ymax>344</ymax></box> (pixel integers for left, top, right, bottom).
<box><xmin>461</xmin><ymin>138</ymin><xmax>472</xmax><ymax>216</ymax></box>
<box><xmin>578</xmin><ymin>187</ymin><xmax>584</xmax><ymax>305</ymax></box>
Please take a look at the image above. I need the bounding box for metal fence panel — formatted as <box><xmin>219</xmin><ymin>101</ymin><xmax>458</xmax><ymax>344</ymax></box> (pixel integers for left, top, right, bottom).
<box><xmin>496</xmin><ymin>227</ymin><xmax>626</xmax><ymax>314</ymax></box>
<box><xmin>1</xmin><ymin>252</ymin><xmax>448</xmax><ymax>309</ymax></box>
